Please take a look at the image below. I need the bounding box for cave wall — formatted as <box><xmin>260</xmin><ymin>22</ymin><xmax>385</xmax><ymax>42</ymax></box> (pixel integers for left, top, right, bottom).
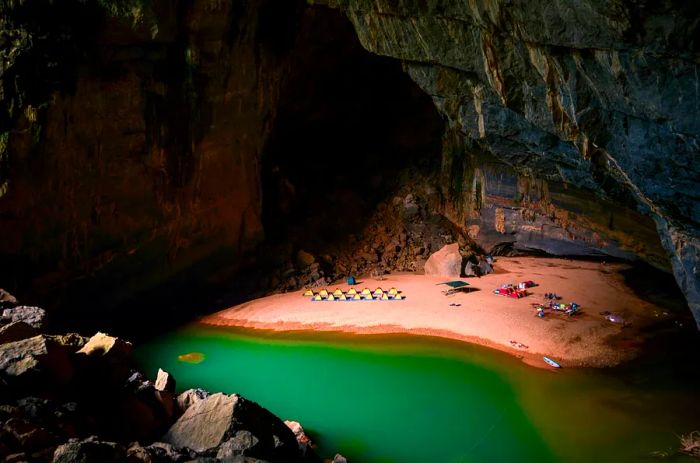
<box><xmin>0</xmin><ymin>1</ymin><xmax>296</xmax><ymax>318</ymax></box>
<box><xmin>324</xmin><ymin>0</ymin><xmax>700</xmax><ymax>326</ymax></box>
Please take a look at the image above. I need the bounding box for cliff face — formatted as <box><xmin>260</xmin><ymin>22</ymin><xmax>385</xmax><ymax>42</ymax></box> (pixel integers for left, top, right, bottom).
<box><xmin>0</xmin><ymin>1</ymin><xmax>296</xmax><ymax>320</ymax></box>
<box><xmin>325</xmin><ymin>0</ymin><xmax>700</xmax><ymax>326</ymax></box>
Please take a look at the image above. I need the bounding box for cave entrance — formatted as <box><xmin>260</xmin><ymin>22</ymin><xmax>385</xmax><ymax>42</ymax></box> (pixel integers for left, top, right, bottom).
<box><xmin>260</xmin><ymin>6</ymin><xmax>444</xmax><ymax>255</ymax></box>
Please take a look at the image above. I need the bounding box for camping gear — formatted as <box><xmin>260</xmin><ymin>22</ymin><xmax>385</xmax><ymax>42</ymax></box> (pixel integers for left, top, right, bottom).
<box><xmin>303</xmin><ymin>289</ymin><xmax>314</xmax><ymax>297</ymax></box>
<box><xmin>347</xmin><ymin>276</ymin><xmax>356</xmax><ymax>285</ymax></box>
<box><xmin>388</xmin><ymin>288</ymin><xmax>398</xmax><ymax>295</ymax></box>
<box><xmin>373</xmin><ymin>288</ymin><xmax>384</xmax><ymax>295</ymax></box>
<box><xmin>543</xmin><ymin>356</ymin><xmax>561</xmax><ymax>368</ymax></box>
<box><xmin>347</xmin><ymin>288</ymin><xmax>357</xmax><ymax>295</ymax></box>
<box><xmin>494</xmin><ymin>284</ymin><xmax>527</xmax><ymax>298</ymax></box>
<box><xmin>438</xmin><ymin>281</ymin><xmax>470</xmax><ymax>288</ymax></box>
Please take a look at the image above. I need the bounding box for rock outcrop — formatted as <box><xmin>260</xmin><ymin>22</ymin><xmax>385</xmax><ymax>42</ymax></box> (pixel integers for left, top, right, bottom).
<box><xmin>163</xmin><ymin>393</ymin><xmax>299</xmax><ymax>461</ymax></box>
<box><xmin>325</xmin><ymin>0</ymin><xmax>700</xmax><ymax>326</ymax></box>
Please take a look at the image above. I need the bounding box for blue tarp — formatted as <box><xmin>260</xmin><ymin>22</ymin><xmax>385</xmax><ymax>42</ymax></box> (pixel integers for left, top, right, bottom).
<box><xmin>438</xmin><ymin>280</ymin><xmax>470</xmax><ymax>288</ymax></box>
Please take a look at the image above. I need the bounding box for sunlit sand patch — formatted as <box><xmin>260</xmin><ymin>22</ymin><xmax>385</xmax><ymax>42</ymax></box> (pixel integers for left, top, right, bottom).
<box><xmin>178</xmin><ymin>352</ymin><xmax>205</xmax><ymax>364</ymax></box>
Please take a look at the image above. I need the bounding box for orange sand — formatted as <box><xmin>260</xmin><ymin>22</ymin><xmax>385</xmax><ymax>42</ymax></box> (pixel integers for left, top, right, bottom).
<box><xmin>202</xmin><ymin>257</ymin><xmax>670</xmax><ymax>368</ymax></box>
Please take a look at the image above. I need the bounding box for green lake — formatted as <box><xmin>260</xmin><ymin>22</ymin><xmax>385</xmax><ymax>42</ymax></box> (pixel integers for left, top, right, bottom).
<box><xmin>136</xmin><ymin>325</ymin><xmax>700</xmax><ymax>463</ymax></box>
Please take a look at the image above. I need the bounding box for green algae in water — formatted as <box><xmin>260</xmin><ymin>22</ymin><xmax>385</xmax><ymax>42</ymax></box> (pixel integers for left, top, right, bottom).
<box><xmin>136</xmin><ymin>325</ymin><xmax>700</xmax><ymax>463</ymax></box>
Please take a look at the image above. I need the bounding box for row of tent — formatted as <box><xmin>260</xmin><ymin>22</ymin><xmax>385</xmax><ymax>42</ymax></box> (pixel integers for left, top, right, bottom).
<box><xmin>303</xmin><ymin>287</ymin><xmax>404</xmax><ymax>301</ymax></box>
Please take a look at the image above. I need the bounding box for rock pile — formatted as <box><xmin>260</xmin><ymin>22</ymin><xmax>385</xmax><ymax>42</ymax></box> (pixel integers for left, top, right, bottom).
<box><xmin>268</xmin><ymin>184</ymin><xmax>490</xmax><ymax>292</ymax></box>
<box><xmin>0</xmin><ymin>289</ymin><xmax>346</xmax><ymax>463</ymax></box>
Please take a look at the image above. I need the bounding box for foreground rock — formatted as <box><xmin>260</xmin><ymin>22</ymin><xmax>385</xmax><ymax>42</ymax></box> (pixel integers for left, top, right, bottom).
<box><xmin>0</xmin><ymin>289</ymin><xmax>337</xmax><ymax>462</ymax></box>
<box><xmin>0</xmin><ymin>335</ymin><xmax>73</xmax><ymax>388</ymax></box>
<box><xmin>163</xmin><ymin>393</ymin><xmax>300</xmax><ymax>461</ymax></box>
<box><xmin>1</xmin><ymin>306</ymin><xmax>47</xmax><ymax>330</ymax></box>
<box><xmin>52</xmin><ymin>437</ymin><xmax>125</xmax><ymax>463</ymax></box>
<box><xmin>0</xmin><ymin>322</ymin><xmax>38</xmax><ymax>345</ymax></box>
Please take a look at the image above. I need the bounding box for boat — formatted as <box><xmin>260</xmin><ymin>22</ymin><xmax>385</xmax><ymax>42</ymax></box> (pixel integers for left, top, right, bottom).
<box><xmin>543</xmin><ymin>356</ymin><xmax>561</xmax><ymax>368</ymax></box>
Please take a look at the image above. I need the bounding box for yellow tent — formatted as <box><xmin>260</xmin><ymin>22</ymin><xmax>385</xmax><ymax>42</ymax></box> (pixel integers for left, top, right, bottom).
<box><xmin>338</xmin><ymin>294</ymin><xmax>347</xmax><ymax>301</ymax></box>
<box><xmin>313</xmin><ymin>294</ymin><xmax>323</xmax><ymax>301</ymax></box>
<box><xmin>361</xmin><ymin>288</ymin><xmax>372</xmax><ymax>295</ymax></box>
<box><xmin>363</xmin><ymin>293</ymin><xmax>375</xmax><ymax>300</ymax></box>
<box><xmin>381</xmin><ymin>293</ymin><xmax>389</xmax><ymax>300</ymax></box>
<box><xmin>352</xmin><ymin>294</ymin><xmax>362</xmax><ymax>300</ymax></box>
<box><xmin>373</xmin><ymin>287</ymin><xmax>384</xmax><ymax>295</ymax></box>
<box><xmin>393</xmin><ymin>293</ymin><xmax>403</xmax><ymax>300</ymax></box>
<box><xmin>347</xmin><ymin>288</ymin><xmax>358</xmax><ymax>295</ymax></box>
<box><xmin>333</xmin><ymin>288</ymin><xmax>344</xmax><ymax>296</ymax></box>
<box><xmin>303</xmin><ymin>289</ymin><xmax>315</xmax><ymax>296</ymax></box>
<box><xmin>388</xmin><ymin>288</ymin><xmax>398</xmax><ymax>295</ymax></box>
<box><xmin>319</xmin><ymin>289</ymin><xmax>329</xmax><ymax>298</ymax></box>
<box><xmin>328</xmin><ymin>294</ymin><xmax>336</xmax><ymax>301</ymax></box>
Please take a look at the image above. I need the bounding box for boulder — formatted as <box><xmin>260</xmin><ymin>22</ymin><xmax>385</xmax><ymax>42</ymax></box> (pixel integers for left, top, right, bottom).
<box><xmin>162</xmin><ymin>393</ymin><xmax>298</xmax><ymax>461</ymax></box>
<box><xmin>0</xmin><ymin>322</ymin><xmax>37</xmax><ymax>345</ymax></box>
<box><xmin>1</xmin><ymin>307</ymin><xmax>47</xmax><ymax>330</ymax></box>
<box><xmin>424</xmin><ymin>244</ymin><xmax>462</xmax><ymax>277</ymax></box>
<box><xmin>77</xmin><ymin>332</ymin><xmax>132</xmax><ymax>360</ymax></box>
<box><xmin>216</xmin><ymin>430</ymin><xmax>260</xmax><ymax>459</ymax></box>
<box><xmin>52</xmin><ymin>437</ymin><xmax>125</xmax><ymax>463</ymax></box>
<box><xmin>48</xmin><ymin>333</ymin><xmax>89</xmax><ymax>353</ymax></box>
<box><xmin>125</xmin><ymin>443</ymin><xmax>153</xmax><ymax>463</ymax></box>
<box><xmin>284</xmin><ymin>420</ymin><xmax>312</xmax><ymax>456</ymax></box>
<box><xmin>146</xmin><ymin>441</ymin><xmax>196</xmax><ymax>461</ymax></box>
<box><xmin>176</xmin><ymin>388</ymin><xmax>210</xmax><ymax>413</ymax></box>
<box><xmin>155</xmin><ymin>368</ymin><xmax>176</xmax><ymax>393</ymax></box>
<box><xmin>0</xmin><ymin>335</ymin><xmax>73</xmax><ymax>386</ymax></box>
<box><xmin>295</xmin><ymin>250</ymin><xmax>316</xmax><ymax>268</ymax></box>
<box><xmin>76</xmin><ymin>332</ymin><xmax>133</xmax><ymax>383</ymax></box>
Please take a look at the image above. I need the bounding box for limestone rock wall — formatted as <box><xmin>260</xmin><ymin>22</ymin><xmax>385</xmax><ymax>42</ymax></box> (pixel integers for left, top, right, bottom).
<box><xmin>325</xmin><ymin>0</ymin><xmax>700</xmax><ymax>326</ymax></box>
<box><xmin>0</xmin><ymin>1</ymin><xmax>293</xmax><ymax>315</ymax></box>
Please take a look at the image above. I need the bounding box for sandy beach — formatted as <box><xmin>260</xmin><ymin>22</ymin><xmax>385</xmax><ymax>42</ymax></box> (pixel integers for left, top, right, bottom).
<box><xmin>202</xmin><ymin>257</ymin><xmax>672</xmax><ymax>368</ymax></box>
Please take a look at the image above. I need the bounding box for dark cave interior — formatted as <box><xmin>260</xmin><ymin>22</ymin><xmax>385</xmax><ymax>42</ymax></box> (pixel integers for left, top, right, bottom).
<box><xmin>260</xmin><ymin>7</ymin><xmax>444</xmax><ymax>252</ymax></box>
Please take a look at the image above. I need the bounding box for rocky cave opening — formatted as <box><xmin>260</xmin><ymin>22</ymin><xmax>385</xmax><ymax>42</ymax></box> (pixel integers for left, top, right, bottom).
<box><xmin>260</xmin><ymin>7</ymin><xmax>444</xmax><ymax>253</ymax></box>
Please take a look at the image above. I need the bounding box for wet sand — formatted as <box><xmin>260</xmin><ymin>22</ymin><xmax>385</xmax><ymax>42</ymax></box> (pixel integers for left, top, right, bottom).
<box><xmin>202</xmin><ymin>257</ymin><xmax>673</xmax><ymax>368</ymax></box>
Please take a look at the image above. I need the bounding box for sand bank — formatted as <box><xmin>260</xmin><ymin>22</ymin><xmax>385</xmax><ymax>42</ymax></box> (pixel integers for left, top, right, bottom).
<box><xmin>202</xmin><ymin>257</ymin><xmax>672</xmax><ymax>367</ymax></box>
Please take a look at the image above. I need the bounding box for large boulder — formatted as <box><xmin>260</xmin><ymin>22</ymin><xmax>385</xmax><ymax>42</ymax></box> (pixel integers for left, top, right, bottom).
<box><xmin>423</xmin><ymin>243</ymin><xmax>462</xmax><ymax>277</ymax></box>
<box><xmin>1</xmin><ymin>306</ymin><xmax>47</xmax><ymax>330</ymax></box>
<box><xmin>162</xmin><ymin>393</ymin><xmax>299</xmax><ymax>461</ymax></box>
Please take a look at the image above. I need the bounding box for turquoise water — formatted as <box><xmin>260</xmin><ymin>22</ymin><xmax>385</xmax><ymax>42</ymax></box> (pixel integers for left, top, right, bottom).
<box><xmin>136</xmin><ymin>325</ymin><xmax>700</xmax><ymax>463</ymax></box>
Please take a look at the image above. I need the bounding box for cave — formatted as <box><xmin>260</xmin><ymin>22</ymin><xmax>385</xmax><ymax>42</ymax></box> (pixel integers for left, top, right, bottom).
<box><xmin>1</xmin><ymin>1</ymin><xmax>699</xmax><ymax>463</ymax></box>
<box><xmin>259</xmin><ymin>7</ymin><xmax>444</xmax><ymax>254</ymax></box>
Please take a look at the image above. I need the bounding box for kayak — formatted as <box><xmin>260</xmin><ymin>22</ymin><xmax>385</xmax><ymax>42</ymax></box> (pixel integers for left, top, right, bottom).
<box><xmin>543</xmin><ymin>356</ymin><xmax>561</xmax><ymax>368</ymax></box>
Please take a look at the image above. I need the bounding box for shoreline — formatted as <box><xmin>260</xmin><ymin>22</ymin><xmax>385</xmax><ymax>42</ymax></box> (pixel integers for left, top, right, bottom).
<box><xmin>201</xmin><ymin>257</ymin><xmax>676</xmax><ymax>368</ymax></box>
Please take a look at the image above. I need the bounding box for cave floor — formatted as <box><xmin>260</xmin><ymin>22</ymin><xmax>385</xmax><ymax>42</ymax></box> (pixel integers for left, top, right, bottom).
<box><xmin>202</xmin><ymin>257</ymin><xmax>686</xmax><ymax>368</ymax></box>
